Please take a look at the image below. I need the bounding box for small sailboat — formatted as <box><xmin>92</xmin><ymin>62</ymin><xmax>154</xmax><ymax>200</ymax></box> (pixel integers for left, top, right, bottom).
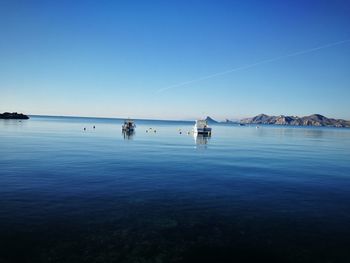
<box><xmin>193</xmin><ymin>119</ymin><xmax>212</xmax><ymax>135</ymax></box>
<box><xmin>122</xmin><ymin>119</ymin><xmax>136</xmax><ymax>132</ymax></box>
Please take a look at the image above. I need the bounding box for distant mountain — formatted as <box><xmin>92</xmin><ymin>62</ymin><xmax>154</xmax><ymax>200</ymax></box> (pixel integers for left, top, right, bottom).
<box><xmin>0</xmin><ymin>112</ymin><xmax>29</xmax><ymax>119</ymax></box>
<box><xmin>205</xmin><ymin>116</ymin><xmax>218</xmax><ymax>124</ymax></box>
<box><xmin>240</xmin><ymin>114</ymin><xmax>350</xmax><ymax>128</ymax></box>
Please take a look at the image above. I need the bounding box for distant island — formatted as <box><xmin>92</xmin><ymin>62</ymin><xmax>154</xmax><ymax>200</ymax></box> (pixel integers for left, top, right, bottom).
<box><xmin>240</xmin><ymin>114</ymin><xmax>350</xmax><ymax>128</ymax></box>
<box><xmin>204</xmin><ymin>116</ymin><xmax>218</xmax><ymax>124</ymax></box>
<box><xmin>222</xmin><ymin>119</ymin><xmax>239</xmax><ymax>124</ymax></box>
<box><xmin>0</xmin><ymin>112</ymin><xmax>29</xmax><ymax>119</ymax></box>
<box><xmin>205</xmin><ymin>116</ymin><xmax>240</xmax><ymax>124</ymax></box>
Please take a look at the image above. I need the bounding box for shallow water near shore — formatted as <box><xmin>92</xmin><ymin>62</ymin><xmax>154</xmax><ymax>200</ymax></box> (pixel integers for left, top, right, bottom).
<box><xmin>1</xmin><ymin>116</ymin><xmax>350</xmax><ymax>262</ymax></box>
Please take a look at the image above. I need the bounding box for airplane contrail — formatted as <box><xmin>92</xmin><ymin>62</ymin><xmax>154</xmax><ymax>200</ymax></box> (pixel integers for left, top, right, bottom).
<box><xmin>156</xmin><ymin>38</ymin><xmax>350</xmax><ymax>93</ymax></box>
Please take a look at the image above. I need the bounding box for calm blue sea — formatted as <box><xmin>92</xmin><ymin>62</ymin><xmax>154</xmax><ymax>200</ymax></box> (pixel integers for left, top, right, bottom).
<box><xmin>1</xmin><ymin>116</ymin><xmax>350</xmax><ymax>263</ymax></box>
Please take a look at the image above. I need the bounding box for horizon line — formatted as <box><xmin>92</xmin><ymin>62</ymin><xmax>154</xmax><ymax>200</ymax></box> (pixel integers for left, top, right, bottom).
<box><xmin>20</xmin><ymin>113</ymin><xmax>350</xmax><ymax>122</ymax></box>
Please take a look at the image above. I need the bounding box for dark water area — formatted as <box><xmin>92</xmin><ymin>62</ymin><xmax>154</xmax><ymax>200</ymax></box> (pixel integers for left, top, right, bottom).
<box><xmin>1</xmin><ymin>116</ymin><xmax>350</xmax><ymax>262</ymax></box>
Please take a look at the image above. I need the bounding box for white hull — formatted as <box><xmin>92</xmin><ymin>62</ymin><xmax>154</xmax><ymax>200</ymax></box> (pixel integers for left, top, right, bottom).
<box><xmin>194</xmin><ymin>119</ymin><xmax>212</xmax><ymax>135</ymax></box>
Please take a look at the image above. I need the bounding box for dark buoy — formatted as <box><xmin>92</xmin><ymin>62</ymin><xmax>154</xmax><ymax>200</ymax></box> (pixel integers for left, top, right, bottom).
<box><xmin>84</xmin><ymin>128</ymin><xmax>86</xmax><ymax>131</ymax></box>
<box><xmin>93</xmin><ymin>126</ymin><xmax>95</xmax><ymax>129</ymax></box>
<box><xmin>154</xmin><ymin>130</ymin><xmax>156</xmax><ymax>133</ymax></box>
<box><xmin>179</xmin><ymin>131</ymin><xmax>182</xmax><ymax>134</ymax></box>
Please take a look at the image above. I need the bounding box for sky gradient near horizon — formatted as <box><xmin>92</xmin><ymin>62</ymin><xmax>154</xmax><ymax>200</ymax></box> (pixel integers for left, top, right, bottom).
<box><xmin>1</xmin><ymin>0</ymin><xmax>350</xmax><ymax>120</ymax></box>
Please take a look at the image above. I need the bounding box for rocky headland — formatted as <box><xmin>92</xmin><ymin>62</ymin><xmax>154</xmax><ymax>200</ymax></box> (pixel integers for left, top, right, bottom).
<box><xmin>0</xmin><ymin>112</ymin><xmax>29</xmax><ymax>119</ymax></box>
<box><xmin>240</xmin><ymin>114</ymin><xmax>350</xmax><ymax>128</ymax></box>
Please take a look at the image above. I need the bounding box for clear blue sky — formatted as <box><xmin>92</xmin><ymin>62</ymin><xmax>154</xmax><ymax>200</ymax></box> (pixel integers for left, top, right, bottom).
<box><xmin>1</xmin><ymin>0</ymin><xmax>349</xmax><ymax>120</ymax></box>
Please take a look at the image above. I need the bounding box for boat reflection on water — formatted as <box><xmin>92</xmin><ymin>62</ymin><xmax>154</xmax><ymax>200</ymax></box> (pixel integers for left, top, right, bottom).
<box><xmin>122</xmin><ymin>130</ymin><xmax>135</xmax><ymax>140</ymax></box>
<box><xmin>194</xmin><ymin>133</ymin><xmax>211</xmax><ymax>148</ymax></box>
